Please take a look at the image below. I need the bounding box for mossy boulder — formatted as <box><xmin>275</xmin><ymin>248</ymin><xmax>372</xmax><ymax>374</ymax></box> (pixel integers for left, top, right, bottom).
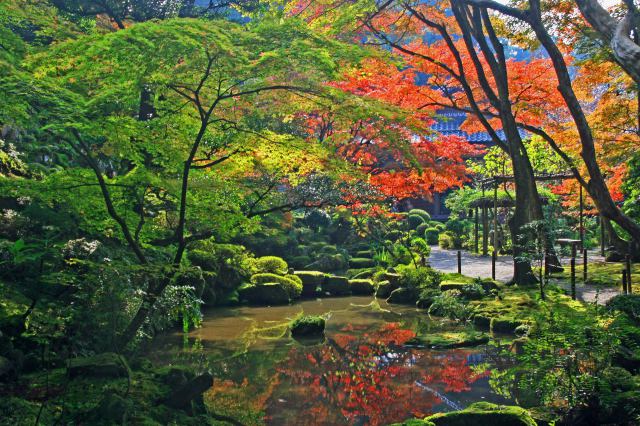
<box><xmin>68</xmin><ymin>352</ymin><xmax>130</xmax><ymax>379</ymax></box>
<box><xmin>294</xmin><ymin>271</ymin><xmax>327</xmax><ymax>297</ymax></box>
<box><xmin>387</xmin><ymin>287</ymin><xmax>415</xmax><ymax>304</ymax></box>
<box><xmin>88</xmin><ymin>391</ymin><xmax>133</xmax><ymax>424</ymax></box>
<box><xmin>349</xmin><ymin>257</ymin><xmax>376</xmax><ymax>268</ymax></box>
<box><xmin>491</xmin><ymin>317</ymin><xmax>524</xmax><ymax>334</ymax></box>
<box><xmin>375</xmin><ymin>280</ymin><xmax>396</xmax><ymax>299</ymax></box>
<box><xmin>250</xmin><ymin>273</ymin><xmax>302</xmax><ymax>299</ymax></box>
<box><xmin>383</xmin><ymin>272</ymin><xmax>402</xmax><ymax>286</ymax></box>
<box><xmin>323</xmin><ymin>275</ymin><xmax>351</xmax><ymax>296</ymax></box>
<box><xmin>349</xmin><ymin>279</ymin><xmax>375</xmax><ymax>295</ymax></box>
<box><xmin>472</xmin><ymin>314</ymin><xmax>491</xmax><ymax>330</ymax></box>
<box><xmin>290</xmin><ymin>315</ymin><xmax>325</xmax><ymax>338</ymax></box>
<box><xmin>424</xmin><ymin>402</ymin><xmax>537</xmax><ymax>426</ymax></box>
<box><xmin>238</xmin><ymin>283</ymin><xmax>290</xmax><ymax>305</ymax></box>
<box><xmin>439</xmin><ymin>281</ymin><xmax>466</xmax><ymax>291</ymax></box>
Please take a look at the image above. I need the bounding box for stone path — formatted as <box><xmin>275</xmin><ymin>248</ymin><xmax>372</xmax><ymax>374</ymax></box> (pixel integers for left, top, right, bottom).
<box><xmin>427</xmin><ymin>246</ymin><xmax>621</xmax><ymax>304</ymax></box>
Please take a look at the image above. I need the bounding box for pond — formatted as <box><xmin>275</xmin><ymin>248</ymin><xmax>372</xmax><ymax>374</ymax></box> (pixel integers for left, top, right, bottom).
<box><xmin>150</xmin><ymin>296</ymin><xmax>513</xmax><ymax>425</ymax></box>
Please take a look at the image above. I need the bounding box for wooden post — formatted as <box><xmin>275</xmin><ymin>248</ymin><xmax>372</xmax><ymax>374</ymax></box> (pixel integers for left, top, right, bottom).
<box><xmin>627</xmin><ymin>254</ymin><xmax>633</xmax><ymax>294</ymax></box>
<box><xmin>622</xmin><ymin>269</ymin><xmax>628</xmax><ymax>294</ymax></box>
<box><xmin>583</xmin><ymin>249</ymin><xmax>588</xmax><ymax>282</ymax></box>
<box><xmin>492</xmin><ymin>251</ymin><xmax>496</xmax><ymax>280</ymax></box>
<box><xmin>474</xmin><ymin>206</ymin><xmax>479</xmax><ymax>254</ymax></box>
<box><xmin>579</xmin><ymin>184</ymin><xmax>584</xmax><ymax>251</ymax></box>
<box><xmin>457</xmin><ymin>250</ymin><xmax>462</xmax><ymax>274</ymax></box>
<box><xmin>571</xmin><ymin>256</ymin><xmax>576</xmax><ymax>300</ymax></box>
<box><xmin>493</xmin><ymin>184</ymin><xmax>498</xmax><ymax>254</ymax></box>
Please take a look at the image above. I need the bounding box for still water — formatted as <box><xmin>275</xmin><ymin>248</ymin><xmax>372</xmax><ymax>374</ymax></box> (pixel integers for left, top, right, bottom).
<box><xmin>150</xmin><ymin>296</ymin><xmax>512</xmax><ymax>425</ymax></box>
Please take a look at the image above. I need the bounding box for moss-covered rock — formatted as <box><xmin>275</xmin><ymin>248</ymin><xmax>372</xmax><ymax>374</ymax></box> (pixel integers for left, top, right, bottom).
<box><xmin>387</xmin><ymin>288</ymin><xmax>415</xmax><ymax>304</ymax></box>
<box><xmin>349</xmin><ymin>257</ymin><xmax>376</xmax><ymax>268</ymax></box>
<box><xmin>422</xmin><ymin>402</ymin><xmax>537</xmax><ymax>426</ymax></box>
<box><xmin>375</xmin><ymin>280</ymin><xmax>397</xmax><ymax>299</ymax></box>
<box><xmin>439</xmin><ymin>281</ymin><xmax>466</xmax><ymax>291</ymax></box>
<box><xmin>238</xmin><ymin>283</ymin><xmax>290</xmax><ymax>305</ymax></box>
<box><xmin>290</xmin><ymin>315</ymin><xmax>325</xmax><ymax>338</ymax></box>
<box><xmin>491</xmin><ymin>317</ymin><xmax>524</xmax><ymax>334</ymax></box>
<box><xmin>349</xmin><ymin>279</ymin><xmax>375</xmax><ymax>295</ymax></box>
<box><xmin>250</xmin><ymin>273</ymin><xmax>302</xmax><ymax>299</ymax></box>
<box><xmin>294</xmin><ymin>271</ymin><xmax>327</xmax><ymax>297</ymax></box>
<box><xmin>323</xmin><ymin>275</ymin><xmax>351</xmax><ymax>296</ymax></box>
<box><xmin>68</xmin><ymin>352</ymin><xmax>130</xmax><ymax>379</ymax></box>
<box><xmin>472</xmin><ymin>315</ymin><xmax>491</xmax><ymax>330</ymax></box>
<box><xmin>383</xmin><ymin>272</ymin><xmax>402</xmax><ymax>286</ymax></box>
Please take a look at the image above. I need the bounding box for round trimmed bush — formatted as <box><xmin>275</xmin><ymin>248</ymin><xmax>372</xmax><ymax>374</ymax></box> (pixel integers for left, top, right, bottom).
<box><xmin>438</xmin><ymin>232</ymin><xmax>455</xmax><ymax>249</ymax></box>
<box><xmin>409</xmin><ymin>209</ymin><xmax>431</xmax><ymax>222</ymax></box>
<box><xmin>415</xmin><ymin>223</ymin><xmax>429</xmax><ymax>236</ymax></box>
<box><xmin>250</xmin><ymin>273</ymin><xmax>302</xmax><ymax>298</ymax></box>
<box><xmin>239</xmin><ymin>283</ymin><xmax>289</xmax><ymax>305</ymax></box>
<box><xmin>424</xmin><ymin>227</ymin><xmax>439</xmax><ymax>245</ymax></box>
<box><xmin>407</xmin><ymin>214</ymin><xmax>426</xmax><ymax>230</ymax></box>
<box><xmin>254</xmin><ymin>256</ymin><xmax>288</xmax><ymax>275</ymax></box>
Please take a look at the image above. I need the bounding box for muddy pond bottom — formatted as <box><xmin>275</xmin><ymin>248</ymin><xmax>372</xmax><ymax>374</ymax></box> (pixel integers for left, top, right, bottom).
<box><xmin>149</xmin><ymin>296</ymin><xmax>512</xmax><ymax>425</ymax></box>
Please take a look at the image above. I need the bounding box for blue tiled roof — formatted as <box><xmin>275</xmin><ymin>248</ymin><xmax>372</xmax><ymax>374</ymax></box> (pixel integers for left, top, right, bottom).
<box><xmin>431</xmin><ymin>108</ymin><xmax>526</xmax><ymax>144</ymax></box>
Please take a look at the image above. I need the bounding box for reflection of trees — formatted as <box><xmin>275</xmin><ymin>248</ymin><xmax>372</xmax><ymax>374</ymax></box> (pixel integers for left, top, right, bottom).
<box><xmin>271</xmin><ymin>322</ymin><xmax>488</xmax><ymax>425</ymax></box>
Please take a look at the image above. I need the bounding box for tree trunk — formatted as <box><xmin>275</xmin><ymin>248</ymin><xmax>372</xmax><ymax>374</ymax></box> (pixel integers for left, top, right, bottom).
<box><xmin>119</xmin><ymin>273</ymin><xmax>173</xmax><ymax>347</ymax></box>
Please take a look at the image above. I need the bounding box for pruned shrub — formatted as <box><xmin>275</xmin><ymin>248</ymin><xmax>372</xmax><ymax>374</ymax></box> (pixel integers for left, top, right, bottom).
<box><xmin>254</xmin><ymin>256</ymin><xmax>288</xmax><ymax>275</ymax></box>
<box><xmin>409</xmin><ymin>209</ymin><xmax>431</xmax><ymax>222</ymax></box>
<box><xmin>424</xmin><ymin>227</ymin><xmax>439</xmax><ymax>245</ymax></box>
<box><xmin>438</xmin><ymin>232</ymin><xmax>455</xmax><ymax>249</ymax></box>
<box><xmin>407</xmin><ymin>214</ymin><xmax>425</xmax><ymax>230</ymax></box>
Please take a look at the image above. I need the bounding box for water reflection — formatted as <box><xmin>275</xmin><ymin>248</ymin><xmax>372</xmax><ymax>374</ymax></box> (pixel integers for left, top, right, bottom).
<box><xmin>150</xmin><ymin>297</ymin><xmax>511</xmax><ymax>425</ymax></box>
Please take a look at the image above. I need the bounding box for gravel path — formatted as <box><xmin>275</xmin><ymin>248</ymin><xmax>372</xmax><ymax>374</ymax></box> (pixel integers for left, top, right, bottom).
<box><xmin>427</xmin><ymin>246</ymin><xmax>620</xmax><ymax>304</ymax></box>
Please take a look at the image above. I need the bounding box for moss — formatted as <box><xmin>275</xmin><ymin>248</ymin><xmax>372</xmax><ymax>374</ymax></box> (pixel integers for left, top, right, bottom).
<box><xmin>68</xmin><ymin>352</ymin><xmax>130</xmax><ymax>379</ymax></box>
<box><xmin>387</xmin><ymin>288</ymin><xmax>416</xmax><ymax>304</ymax></box>
<box><xmin>349</xmin><ymin>279</ymin><xmax>375</xmax><ymax>295</ymax></box>
<box><xmin>375</xmin><ymin>280</ymin><xmax>396</xmax><ymax>299</ymax></box>
<box><xmin>250</xmin><ymin>273</ymin><xmax>302</xmax><ymax>298</ymax></box>
<box><xmin>551</xmin><ymin>261</ymin><xmax>640</xmax><ymax>291</ymax></box>
<box><xmin>322</xmin><ymin>275</ymin><xmax>351</xmax><ymax>296</ymax></box>
<box><xmin>349</xmin><ymin>257</ymin><xmax>376</xmax><ymax>268</ymax></box>
<box><xmin>491</xmin><ymin>317</ymin><xmax>525</xmax><ymax>334</ymax></box>
<box><xmin>239</xmin><ymin>283</ymin><xmax>290</xmax><ymax>305</ymax></box>
<box><xmin>439</xmin><ymin>281</ymin><xmax>466</xmax><ymax>291</ymax></box>
<box><xmin>425</xmin><ymin>402</ymin><xmax>537</xmax><ymax>426</ymax></box>
<box><xmin>406</xmin><ymin>330</ymin><xmax>490</xmax><ymax>349</ymax></box>
<box><xmin>290</xmin><ymin>315</ymin><xmax>325</xmax><ymax>338</ymax></box>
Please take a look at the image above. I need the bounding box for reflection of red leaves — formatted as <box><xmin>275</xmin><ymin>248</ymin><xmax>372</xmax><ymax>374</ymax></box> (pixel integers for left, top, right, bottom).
<box><xmin>272</xmin><ymin>324</ymin><xmax>488</xmax><ymax>425</ymax></box>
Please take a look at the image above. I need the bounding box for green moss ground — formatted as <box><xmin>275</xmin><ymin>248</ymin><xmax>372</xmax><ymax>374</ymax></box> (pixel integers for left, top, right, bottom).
<box><xmin>549</xmin><ymin>261</ymin><xmax>640</xmax><ymax>290</ymax></box>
